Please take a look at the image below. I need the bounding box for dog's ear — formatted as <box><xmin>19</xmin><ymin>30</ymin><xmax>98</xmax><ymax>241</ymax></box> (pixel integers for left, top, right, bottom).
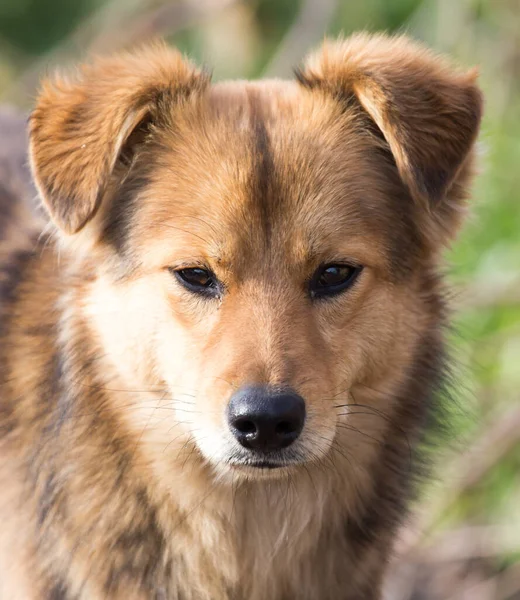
<box><xmin>297</xmin><ymin>34</ymin><xmax>483</xmax><ymax>209</ymax></box>
<box><xmin>29</xmin><ymin>44</ymin><xmax>208</xmax><ymax>235</ymax></box>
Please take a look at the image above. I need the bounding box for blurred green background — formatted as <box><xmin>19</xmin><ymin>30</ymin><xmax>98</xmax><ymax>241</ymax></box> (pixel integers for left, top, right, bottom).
<box><xmin>1</xmin><ymin>0</ymin><xmax>519</xmax><ymax>597</ymax></box>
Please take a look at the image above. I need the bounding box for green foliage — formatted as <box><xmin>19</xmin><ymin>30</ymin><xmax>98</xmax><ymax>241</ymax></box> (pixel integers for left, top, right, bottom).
<box><xmin>0</xmin><ymin>0</ymin><xmax>103</xmax><ymax>58</ymax></box>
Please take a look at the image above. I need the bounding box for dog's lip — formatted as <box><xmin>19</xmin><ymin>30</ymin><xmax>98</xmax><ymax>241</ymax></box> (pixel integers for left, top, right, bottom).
<box><xmin>227</xmin><ymin>458</ymin><xmax>288</xmax><ymax>470</ymax></box>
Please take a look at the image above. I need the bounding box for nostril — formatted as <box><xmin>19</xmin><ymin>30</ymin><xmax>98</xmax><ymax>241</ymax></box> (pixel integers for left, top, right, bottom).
<box><xmin>275</xmin><ymin>420</ymin><xmax>297</xmax><ymax>436</ymax></box>
<box><xmin>233</xmin><ymin>418</ymin><xmax>257</xmax><ymax>435</ymax></box>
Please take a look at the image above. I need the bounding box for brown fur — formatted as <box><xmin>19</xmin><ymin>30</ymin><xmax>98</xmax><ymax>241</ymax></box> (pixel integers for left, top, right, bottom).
<box><xmin>0</xmin><ymin>33</ymin><xmax>482</xmax><ymax>599</ymax></box>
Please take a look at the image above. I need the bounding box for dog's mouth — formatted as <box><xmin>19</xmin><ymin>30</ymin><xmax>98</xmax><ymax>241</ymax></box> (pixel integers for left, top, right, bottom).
<box><xmin>229</xmin><ymin>459</ymin><xmax>285</xmax><ymax>470</ymax></box>
<box><xmin>225</xmin><ymin>449</ymin><xmax>307</xmax><ymax>474</ymax></box>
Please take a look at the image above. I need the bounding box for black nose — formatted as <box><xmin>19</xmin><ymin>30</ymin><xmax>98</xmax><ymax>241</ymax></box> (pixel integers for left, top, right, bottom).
<box><xmin>227</xmin><ymin>386</ymin><xmax>306</xmax><ymax>451</ymax></box>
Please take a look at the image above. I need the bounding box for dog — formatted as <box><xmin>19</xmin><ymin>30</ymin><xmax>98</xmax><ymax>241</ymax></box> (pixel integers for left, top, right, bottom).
<box><xmin>0</xmin><ymin>33</ymin><xmax>482</xmax><ymax>599</ymax></box>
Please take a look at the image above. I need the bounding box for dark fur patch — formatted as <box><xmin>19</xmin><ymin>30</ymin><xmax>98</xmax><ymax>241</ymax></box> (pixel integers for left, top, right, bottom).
<box><xmin>346</xmin><ymin>327</ymin><xmax>447</xmax><ymax>558</ymax></box>
<box><xmin>0</xmin><ymin>248</ymin><xmax>34</xmax><ymax>311</ymax></box>
<box><xmin>247</xmin><ymin>89</ymin><xmax>277</xmax><ymax>248</ymax></box>
<box><xmin>102</xmin><ymin>169</ymin><xmax>151</xmax><ymax>255</ymax></box>
<box><xmin>0</xmin><ymin>248</ymin><xmax>35</xmax><ymax>434</ymax></box>
<box><xmin>47</xmin><ymin>579</ymin><xmax>70</xmax><ymax>600</ymax></box>
<box><xmin>0</xmin><ymin>183</ymin><xmax>15</xmax><ymax>240</ymax></box>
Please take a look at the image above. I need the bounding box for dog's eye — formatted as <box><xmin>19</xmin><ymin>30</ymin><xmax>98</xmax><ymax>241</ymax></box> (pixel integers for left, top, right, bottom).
<box><xmin>310</xmin><ymin>264</ymin><xmax>361</xmax><ymax>299</ymax></box>
<box><xmin>172</xmin><ymin>267</ymin><xmax>221</xmax><ymax>297</ymax></box>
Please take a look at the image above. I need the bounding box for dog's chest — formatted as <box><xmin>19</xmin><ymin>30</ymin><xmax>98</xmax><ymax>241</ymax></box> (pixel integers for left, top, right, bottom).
<box><xmin>160</xmin><ymin>481</ymin><xmax>352</xmax><ymax>600</ymax></box>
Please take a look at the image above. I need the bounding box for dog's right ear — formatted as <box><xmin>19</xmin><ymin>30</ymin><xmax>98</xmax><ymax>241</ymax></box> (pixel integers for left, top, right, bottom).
<box><xmin>29</xmin><ymin>44</ymin><xmax>208</xmax><ymax>235</ymax></box>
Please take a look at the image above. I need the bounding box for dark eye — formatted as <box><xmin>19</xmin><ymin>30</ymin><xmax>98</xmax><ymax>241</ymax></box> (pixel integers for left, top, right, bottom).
<box><xmin>309</xmin><ymin>264</ymin><xmax>362</xmax><ymax>299</ymax></box>
<box><xmin>172</xmin><ymin>267</ymin><xmax>221</xmax><ymax>298</ymax></box>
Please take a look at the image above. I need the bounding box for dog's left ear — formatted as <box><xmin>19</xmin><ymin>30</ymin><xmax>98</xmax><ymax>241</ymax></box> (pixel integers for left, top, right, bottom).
<box><xmin>297</xmin><ymin>33</ymin><xmax>483</xmax><ymax>211</ymax></box>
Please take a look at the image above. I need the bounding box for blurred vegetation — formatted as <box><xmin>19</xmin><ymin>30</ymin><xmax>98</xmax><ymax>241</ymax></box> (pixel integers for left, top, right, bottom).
<box><xmin>1</xmin><ymin>0</ymin><xmax>519</xmax><ymax>597</ymax></box>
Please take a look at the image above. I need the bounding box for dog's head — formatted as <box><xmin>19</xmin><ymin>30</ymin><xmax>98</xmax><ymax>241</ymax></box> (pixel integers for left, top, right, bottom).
<box><xmin>29</xmin><ymin>35</ymin><xmax>482</xmax><ymax>482</ymax></box>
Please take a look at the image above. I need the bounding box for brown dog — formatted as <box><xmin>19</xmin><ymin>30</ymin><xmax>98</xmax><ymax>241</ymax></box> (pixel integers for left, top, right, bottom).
<box><xmin>0</xmin><ymin>33</ymin><xmax>482</xmax><ymax>599</ymax></box>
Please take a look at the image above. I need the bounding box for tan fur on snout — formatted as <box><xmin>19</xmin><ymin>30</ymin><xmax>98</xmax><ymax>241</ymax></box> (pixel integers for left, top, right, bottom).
<box><xmin>0</xmin><ymin>33</ymin><xmax>482</xmax><ymax>599</ymax></box>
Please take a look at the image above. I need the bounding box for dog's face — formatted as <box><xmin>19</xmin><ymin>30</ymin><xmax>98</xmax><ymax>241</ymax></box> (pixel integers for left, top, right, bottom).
<box><xmin>29</xmin><ymin>36</ymin><xmax>482</xmax><ymax>482</ymax></box>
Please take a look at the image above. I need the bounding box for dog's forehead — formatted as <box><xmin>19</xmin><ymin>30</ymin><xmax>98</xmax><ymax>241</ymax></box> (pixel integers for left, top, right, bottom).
<box><xmin>133</xmin><ymin>80</ymin><xmax>409</xmax><ymax>271</ymax></box>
